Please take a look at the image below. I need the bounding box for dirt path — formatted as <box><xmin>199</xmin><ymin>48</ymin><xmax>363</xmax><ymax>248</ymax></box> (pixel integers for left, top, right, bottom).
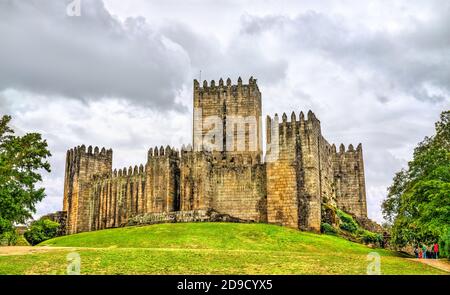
<box><xmin>0</xmin><ymin>246</ymin><xmax>76</xmax><ymax>256</ymax></box>
<box><xmin>408</xmin><ymin>258</ymin><xmax>450</xmax><ymax>273</ymax></box>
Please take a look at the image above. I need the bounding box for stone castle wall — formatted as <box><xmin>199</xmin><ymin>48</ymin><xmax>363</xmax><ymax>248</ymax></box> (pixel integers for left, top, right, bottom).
<box><xmin>179</xmin><ymin>150</ymin><xmax>266</xmax><ymax>223</ymax></box>
<box><xmin>209</xmin><ymin>158</ymin><xmax>267</xmax><ymax>222</ymax></box>
<box><xmin>179</xmin><ymin>150</ymin><xmax>213</xmax><ymax>211</ymax></box>
<box><xmin>89</xmin><ymin>165</ymin><xmax>146</xmax><ymax>231</ymax></box>
<box><xmin>62</xmin><ymin>77</ymin><xmax>368</xmax><ymax>235</ymax></box>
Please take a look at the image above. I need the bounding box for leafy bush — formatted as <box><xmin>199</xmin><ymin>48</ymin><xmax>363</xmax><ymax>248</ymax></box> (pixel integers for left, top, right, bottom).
<box><xmin>336</xmin><ymin>209</ymin><xmax>358</xmax><ymax>233</ymax></box>
<box><xmin>359</xmin><ymin>229</ymin><xmax>382</xmax><ymax>245</ymax></box>
<box><xmin>439</xmin><ymin>230</ymin><xmax>450</xmax><ymax>258</ymax></box>
<box><xmin>24</xmin><ymin>219</ymin><xmax>60</xmax><ymax>245</ymax></box>
<box><xmin>0</xmin><ymin>230</ymin><xmax>18</xmax><ymax>246</ymax></box>
<box><xmin>321</xmin><ymin>223</ymin><xmax>338</xmax><ymax>235</ymax></box>
<box><xmin>15</xmin><ymin>234</ymin><xmax>30</xmax><ymax>246</ymax></box>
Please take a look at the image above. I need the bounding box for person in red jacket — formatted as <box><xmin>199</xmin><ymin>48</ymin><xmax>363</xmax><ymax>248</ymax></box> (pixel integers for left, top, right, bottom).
<box><xmin>433</xmin><ymin>243</ymin><xmax>439</xmax><ymax>259</ymax></box>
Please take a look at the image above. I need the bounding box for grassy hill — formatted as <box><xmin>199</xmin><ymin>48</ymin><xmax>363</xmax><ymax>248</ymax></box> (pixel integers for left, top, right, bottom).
<box><xmin>0</xmin><ymin>223</ymin><xmax>446</xmax><ymax>274</ymax></box>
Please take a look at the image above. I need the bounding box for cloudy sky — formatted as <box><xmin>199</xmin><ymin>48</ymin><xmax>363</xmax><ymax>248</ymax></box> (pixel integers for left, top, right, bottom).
<box><xmin>1</xmin><ymin>0</ymin><xmax>449</xmax><ymax>223</ymax></box>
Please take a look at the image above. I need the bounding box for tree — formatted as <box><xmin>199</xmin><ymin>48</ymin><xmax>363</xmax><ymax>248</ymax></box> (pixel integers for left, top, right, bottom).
<box><xmin>382</xmin><ymin>111</ymin><xmax>450</xmax><ymax>256</ymax></box>
<box><xmin>0</xmin><ymin>115</ymin><xmax>51</xmax><ymax>236</ymax></box>
<box><xmin>24</xmin><ymin>219</ymin><xmax>60</xmax><ymax>246</ymax></box>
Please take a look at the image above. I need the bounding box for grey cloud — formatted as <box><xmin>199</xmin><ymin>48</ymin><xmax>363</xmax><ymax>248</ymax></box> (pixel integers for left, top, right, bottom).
<box><xmin>376</xmin><ymin>95</ymin><xmax>389</xmax><ymax>104</ymax></box>
<box><xmin>0</xmin><ymin>0</ymin><xmax>190</xmax><ymax>111</ymax></box>
<box><xmin>0</xmin><ymin>94</ymin><xmax>10</xmax><ymax>115</ymax></box>
<box><xmin>240</xmin><ymin>9</ymin><xmax>450</xmax><ymax>104</ymax></box>
<box><xmin>161</xmin><ymin>22</ymin><xmax>288</xmax><ymax>85</ymax></box>
<box><xmin>161</xmin><ymin>23</ymin><xmax>220</xmax><ymax>68</ymax></box>
<box><xmin>240</xmin><ymin>14</ymin><xmax>288</xmax><ymax>35</ymax></box>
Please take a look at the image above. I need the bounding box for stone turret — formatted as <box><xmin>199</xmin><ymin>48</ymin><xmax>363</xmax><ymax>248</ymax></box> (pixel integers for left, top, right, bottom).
<box><xmin>333</xmin><ymin>143</ymin><xmax>367</xmax><ymax>217</ymax></box>
<box><xmin>265</xmin><ymin>110</ymin><xmax>323</xmax><ymax>231</ymax></box>
<box><xmin>63</xmin><ymin>145</ymin><xmax>113</xmax><ymax>234</ymax></box>
<box><xmin>145</xmin><ymin>146</ymin><xmax>180</xmax><ymax>213</ymax></box>
<box><xmin>266</xmin><ymin>112</ymin><xmax>302</xmax><ymax>229</ymax></box>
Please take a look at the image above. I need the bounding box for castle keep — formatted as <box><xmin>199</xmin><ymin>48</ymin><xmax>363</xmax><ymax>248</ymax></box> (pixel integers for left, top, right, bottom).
<box><xmin>63</xmin><ymin>77</ymin><xmax>367</xmax><ymax>234</ymax></box>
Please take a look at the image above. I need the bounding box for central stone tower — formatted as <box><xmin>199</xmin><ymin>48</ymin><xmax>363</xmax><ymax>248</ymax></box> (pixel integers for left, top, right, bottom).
<box><xmin>180</xmin><ymin>77</ymin><xmax>267</xmax><ymax>222</ymax></box>
<box><xmin>193</xmin><ymin>77</ymin><xmax>263</xmax><ymax>162</ymax></box>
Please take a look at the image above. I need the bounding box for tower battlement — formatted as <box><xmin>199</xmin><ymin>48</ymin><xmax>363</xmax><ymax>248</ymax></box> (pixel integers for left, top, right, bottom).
<box><xmin>148</xmin><ymin>146</ymin><xmax>180</xmax><ymax>160</ymax></box>
<box><xmin>194</xmin><ymin>77</ymin><xmax>259</xmax><ymax>96</ymax></box>
<box><xmin>266</xmin><ymin>110</ymin><xmax>321</xmax><ymax>146</ymax></box>
<box><xmin>66</xmin><ymin>145</ymin><xmax>113</xmax><ymax>165</ymax></box>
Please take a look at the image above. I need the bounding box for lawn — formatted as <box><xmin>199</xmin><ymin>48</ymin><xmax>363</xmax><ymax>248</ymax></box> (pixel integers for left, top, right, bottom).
<box><xmin>0</xmin><ymin>223</ymin><xmax>446</xmax><ymax>275</ymax></box>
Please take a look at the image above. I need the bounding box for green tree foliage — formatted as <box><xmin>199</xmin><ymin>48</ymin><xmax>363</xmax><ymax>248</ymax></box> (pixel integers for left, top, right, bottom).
<box><xmin>0</xmin><ymin>115</ymin><xmax>51</xmax><ymax>236</ymax></box>
<box><xmin>24</xmin><ymin>219</ymin><xmax>60</xmax><ymax>246</ymax></box>
<box><xmin>382</xmin><ymin>111</ymin><xmax>450</xmax><ymax>256</ymax></box>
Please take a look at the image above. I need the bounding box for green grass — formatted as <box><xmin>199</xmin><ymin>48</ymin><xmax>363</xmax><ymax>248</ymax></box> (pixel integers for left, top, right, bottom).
<box><xmin>0</xmin><ymin>223</ymin><xmax>446</xmax><ymax>275</ymax></box>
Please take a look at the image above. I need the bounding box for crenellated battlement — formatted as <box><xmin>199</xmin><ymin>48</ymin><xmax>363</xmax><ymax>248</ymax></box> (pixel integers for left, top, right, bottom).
<box><xmin>335</xmin><ymin>143</ymin><xmax>363</xmax><ymax>155</ymax></box>
<box><xmin>266</xmin><ymin>110</ymin><xmax>321</xmax><ymax>147</ymax></box>
<box><xmin>194</xmin><ymin>76</ymin><xmax>259</xmax><ymax>96</ymax></box>
<box><xmin>65</xmin><ymin>145</ymin><xmax>113</xmax><ymax>181</ymax></box>
<box><xmin>266</xmin><ymin>110</ymin><xmax>320</xmax><ymax>128</ymax></box>
<box><xmin>68</xmin><ymin>145</ymin><xmax>113</xmax><ymax>159</ymax></box>
<box><xmin>147</xmin><ymin>145</ymin><xmax>180</xmax><ymax>160</ymax></box>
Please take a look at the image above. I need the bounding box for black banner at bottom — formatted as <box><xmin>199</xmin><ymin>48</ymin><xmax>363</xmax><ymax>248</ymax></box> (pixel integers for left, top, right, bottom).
<box><xmin>1</xmin><ymin>275</ymin><xmax>448</xmax><ymax>294</ymax></box>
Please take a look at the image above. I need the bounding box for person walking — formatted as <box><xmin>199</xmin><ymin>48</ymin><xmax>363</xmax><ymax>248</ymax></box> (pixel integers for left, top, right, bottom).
<box><xmin>414</xmin><ymin>247</ymin><xmax>419</xmax><ymax>258</ymax></box>
<box><xmin>433</xmin><ymin>243</ymin><xmax>439</xmax><ymax>259</ymax></box>
<box><xmin>422</xmin><ymin>244</ymin><xmax>427</xmax><ymax>259</ymax></box>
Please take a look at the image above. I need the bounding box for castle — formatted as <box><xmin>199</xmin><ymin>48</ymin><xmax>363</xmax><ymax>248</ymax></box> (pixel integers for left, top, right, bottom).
<box><xmin>62</xmin><ymin>77</ymin><xmax>367</xmax><ymax>235</ymax></box>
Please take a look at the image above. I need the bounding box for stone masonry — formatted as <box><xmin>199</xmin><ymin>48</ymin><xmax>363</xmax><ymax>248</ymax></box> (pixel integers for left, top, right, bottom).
<box><xmin>62</xmin><ymin>77</ymin><xmax>367</xmax><ymax>234</ymax></box>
